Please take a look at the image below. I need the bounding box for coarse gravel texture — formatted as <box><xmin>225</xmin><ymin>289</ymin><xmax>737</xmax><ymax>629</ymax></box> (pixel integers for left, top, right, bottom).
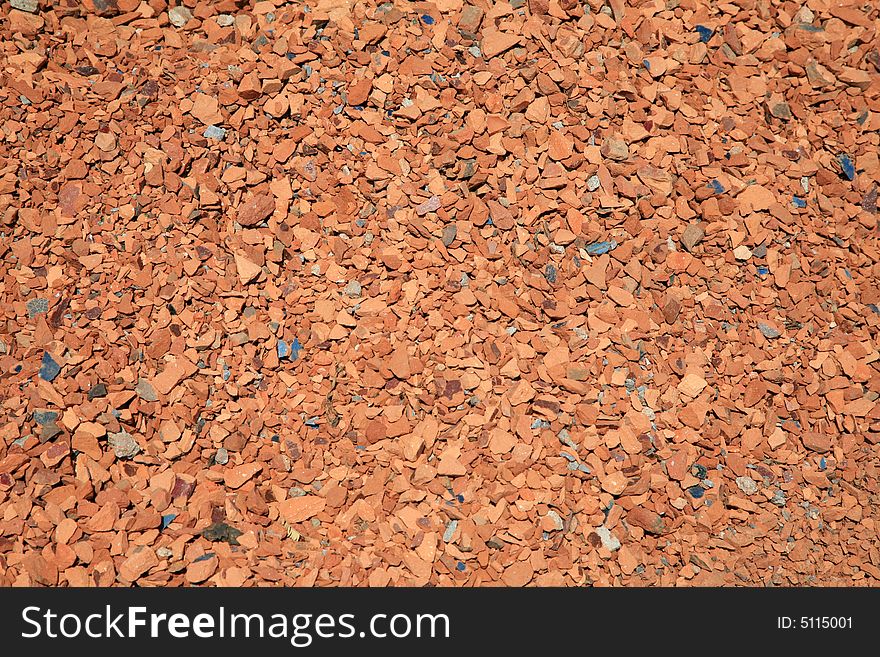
<box><xmin>1</xmin><ymin>0</ymin><xmax>879</xmax><ymax>587</ymax></box>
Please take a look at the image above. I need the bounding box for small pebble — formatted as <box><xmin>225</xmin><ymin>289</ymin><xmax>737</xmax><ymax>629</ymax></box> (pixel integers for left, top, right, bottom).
<box><xmin>168</xmin><ymin>6</ymin><xmax>193</xmax><ymax>28</ymax></box>
<box><xmin>443</xmin><ymin>519</ymin><xmax>458</xmax><ymax>542</ymax></box>
<box><xmin>203</xmin><ymin>125</ymin><xmax>227</xmax><ymax>139</ymax></box>
<box><xmin>708</xmin><ymin>179</ymin><xmax>725</xmax><ymax>194</ymax></box>
<box><xmin>441</xmin><ymin>224</ymin><xmax>457</xmax><ymax>247</ymax></box>
<box><xmin>87</xmin><ymin>382</ymin><xmax>108</xmax><ymax>400</ymax></box>
<box><xmin>108</xmin><ymin>430</ymin><xmax>142</xmax><ymax>459</ymax></box>
<box><xmin>758</xmin><ymin>322</ymin><xmax>781</xmax><ymax>339</ymax></box>
<box><xmin>345</xmin><ymin>280</ymin><xmax>362</xmax><ymax>298</ymax></box>
<box><xmin>585</xmin><ymin>240</ymin><xmax>617</xmax><ymax>256</ymax></box>
<box><xmin>837</xmin><ymin>153</ymin><xmax>855</xmax><ymax>181</ymax></box>
<box><xmin>33</xmin><ymin>410</ymin><xmax>58</xmax><ymax>425</ymax></box>
<box><xmin>736</xmin><ymin>476</ymin><xmax>758</xmax><ymax>495</ymax></box>
<box><xmin>26</xmin><ymin>298</ymin><xmax>49</xmax><ymax>317</ymax></box>
<box><xmin>135</xmin><ymin>378</ymin><xmax>158</xmax><ymax>402</ymax></box>
<box><xmin>733</xmin><ymin>245</ymin><xmax>752</xmax><ymax>261</ymax></box>
<box><xmin>11</xmin><ymin>0</ymin><xmax>38</xmax><ymax>12</ymax></box>
<box><xmin>695</xmin><ymin>25</ymin><xmax>713</xmax><ymax>43</ymax></box>
<box><xmin>594</xmin><ymin>526</ymin><xmax>621</xmax><ymax>552</ymax></box>
<box><xmin>38</xmin><ymin>352</ymin><xmax>61</xmax><ymax>382</ymax></box>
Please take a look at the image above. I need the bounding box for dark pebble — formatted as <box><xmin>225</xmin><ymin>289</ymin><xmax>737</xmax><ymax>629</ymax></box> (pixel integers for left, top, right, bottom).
<box><xmin>39</xmin><ymin>352</ymin><xmax>61</xmax><ymax>382</ymax></box>
<box><xmin>87</xmin><ymin>383</ymin><xmax>108</xmax><ymax>400</ymax></box>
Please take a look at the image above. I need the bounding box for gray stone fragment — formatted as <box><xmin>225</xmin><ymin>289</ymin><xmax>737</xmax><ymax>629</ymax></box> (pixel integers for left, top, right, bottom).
<box><xmin>441</xmin><ymin>224</ymin><xmax>457</xmax><ymax>247</ymax></box>
<box><xmin>26</xmin><ymin>298</ymin><xmax>49</xmax><ymax>317</ymax></box>
<box><xmin>88</xmin><ymin>383</ymin><xmax>107</xmax><ymax>400</ymax></box>
<box><xmin>168</xmin><ymin>6</ymin><xmax>193</xmax><ymax>27</ymax></box>
<box><xmin>135</xmin><ymin>378</ymin><xmax>158</xmax><ymax>402</ymax></box>
<box><xmin>344</xmin><ymin>280</ymin><xmax>362</xmax><ymax>298</ymax></box>
<box><xmin>758</xmin><ymin>322</ymin><xmax>781</xmax><ymax>339</ymax></box>
<box><xmin>33</xmin><ymin>410</ymin><xmax>58</xmax><ymax>425</ymax></box>
<box><xmin>557</xmin><ymin>428</ymin><xmax>577</xmax><ymax>449</ymax></box>
<box><xmin>203</xmin><ymin>125</ymin><xmax>227</xmax><ymax>139</ymax></box>
<box><xmin>108</xmin><ymin>430</ymin><xmax>142</xmax><ymax>459</ymax></box>
<box><xmin>595</xmin><ymin>526</ymin><xmax>620</xmax><ymax>552</ymax></box>
<box><xmin>736</xmin><ymin>476</ymin><xmax>758</xmax><ymax>495</ymax></box>
<box><xmin>11</xmin><ymin>0</ymin><xmax>38</xmax><ymax>12</ymax></box>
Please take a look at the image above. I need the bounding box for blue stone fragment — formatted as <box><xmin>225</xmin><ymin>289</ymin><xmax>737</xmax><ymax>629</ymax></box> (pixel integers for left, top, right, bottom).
<box><xmin>203</xmin><ymin>125</ymin><xmax>226</xmax><ymax>139</ymax></box>
<box><xmin>695</xmin><ymin>25</ymin><xmax>713</xmax><ymax>43</ymax></box>
<box><xmin>456</xmin><ymin>561</ymin><xmax>466</xmax><ymax>571</ymax></box>
<box><xmin>544</xmin><ymin>263</ymin><xmax>557</xmax><ymax>284</ymax></box>
<box><xmin>792</xmin><ymin>196</ymin><xmax>806</xmax><ymax>208</ymax></box>
<box><xmin>687</xmin><ymin>485</ymin><xmax>705</xmax><ymax>499</ymax></box>
<box><xmin>756</xmin><ymin>266</ymin><xmax>769</xmax><ymax>276</ymax></box>
<box><xmin>421</xmin><ymin>14</ymin><xmax>435</xmax><ymax>25</ymax></box>
<box><xmin>290</xmin><ymin>337</ymin><xmax>302</xmax><ymax>360</ymax></box>
<box><xmin>819</xmin><ymin>457</ymin><xmax>826</xmax><ymax>471</ymax></box>
<box><xmin>708</xmin><ymin>179</ymin><xmax>725</xmax><ymax>194</ymax></box>
<box><xmin>39</xmin><ymin>352</ymin><xmax>61</xmax><ymax>382</ymax></box>
<box><xmin>161</xmin><ymin>514</ymin><xmax>177</xmax><ymax>530</ymax></box>
<box><xmin>585</xmin><ymin>240</ymin><xmax>618</xmax><ymax>256</ymax></box>
<box><xmin>277</xmin><ymin>339</ymin><xmax>290</xmax><ymax>359</ymax></box>
<box><xmin>33</xmin><ymin>410</ymin><xmax>58</xmax><ymax>425</ymax></box>
<box><xmin>838</xmin><ymin>154</ymin><xmax>855</xmax><ymax>181</ymax></box>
